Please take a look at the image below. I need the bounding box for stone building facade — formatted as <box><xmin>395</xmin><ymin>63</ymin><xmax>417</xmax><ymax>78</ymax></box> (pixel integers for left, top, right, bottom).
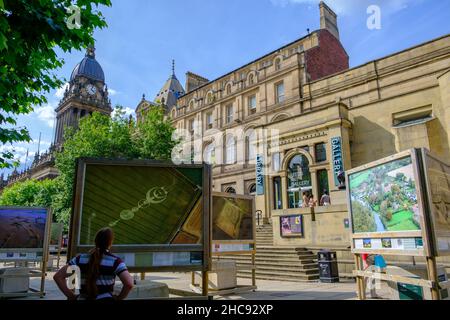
<box><xmin>169</xmin><ymin>1</ymin><xmax>450</xmax><ymax>245</ymax></box>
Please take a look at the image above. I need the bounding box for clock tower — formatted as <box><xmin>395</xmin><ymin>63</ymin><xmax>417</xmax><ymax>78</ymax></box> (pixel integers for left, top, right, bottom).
<box><xmin>54</xmin><ymin>46</ymin><xmax>112</xmax><ymax>146</ymax></box>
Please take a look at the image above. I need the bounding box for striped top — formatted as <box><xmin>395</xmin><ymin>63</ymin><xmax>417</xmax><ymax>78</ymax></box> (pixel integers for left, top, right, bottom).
<box><xmin>68</xmin><ymin>251</ymin><xmax>128</xmax><ymax>300</ymax></box>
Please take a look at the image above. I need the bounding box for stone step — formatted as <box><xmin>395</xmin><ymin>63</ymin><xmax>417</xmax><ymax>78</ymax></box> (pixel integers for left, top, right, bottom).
<box><xmin>237</xmin><ymin>270</ymin><xmax>320</xmax><ymax>282</ymax></box>
<box><xmin>235</xmin><ymin>262</ymin><xmax>319</xmax><ymax>273</ymax></box>
<box><xmin>221</xmin><ymin>256</ymin><xmax>315</xmax><ymax>265</ymax></box>
<box><xmin>220</xmin><ymin>258</ymin><xmax>319</xmax><ymax>268</ymax></box>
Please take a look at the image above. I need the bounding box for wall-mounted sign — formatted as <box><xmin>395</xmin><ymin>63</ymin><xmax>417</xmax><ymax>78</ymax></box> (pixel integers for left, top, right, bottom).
<box><xmin>280</xmin><ymin>215</ymin><xmax>304</xmax><ymax>237</ymax></box>
<box><xmin>256</xmin><ymin>154</ymin><xmax>265</xmax><ymax>195</ymax></box>
<box><xmin>331</xmin><ymin>137</ymin><xmax>344</xmax><ymax>187</ymax></box>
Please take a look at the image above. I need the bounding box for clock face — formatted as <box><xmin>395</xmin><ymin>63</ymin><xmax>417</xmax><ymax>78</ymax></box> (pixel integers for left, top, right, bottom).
<box><xmin>87</xmin><ymin>84</ymin><xmax>97</xmax><ymax>95</ymax></box>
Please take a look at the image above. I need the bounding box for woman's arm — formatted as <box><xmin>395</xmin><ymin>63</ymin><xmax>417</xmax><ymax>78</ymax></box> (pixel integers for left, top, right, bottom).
<box><xmin>115</xmin><ymin>270</ymin><xmax>134</xmax><ymax>300</ymax></box>
<box><xmin>53</xmin><ymin>265</ymin><xmax>78</xmax><ymax>300</ymax></box>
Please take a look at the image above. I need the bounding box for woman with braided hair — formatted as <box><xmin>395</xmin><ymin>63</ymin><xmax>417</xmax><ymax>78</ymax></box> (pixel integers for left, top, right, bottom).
<box><xmin>54</xmin><ymin>227</ymin><xmax>134</xmax><ymax>300</ymax></box>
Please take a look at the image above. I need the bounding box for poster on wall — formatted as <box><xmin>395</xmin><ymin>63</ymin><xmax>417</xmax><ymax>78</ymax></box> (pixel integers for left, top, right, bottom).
<box><xmin>280</xmin><ymin>215</ymin><xmax>303</xmax><ymax>237</ymax></box>
<box><xmin>423</xmin><ymin>150</ymin><xmax>450</xmax><ymax>255</ymax></box>
<box><xmin>348</xmin><ymin>155</ymin><xmax>421</xmax><ymax>234</ymax></box>
<box><xmin>69</xmin><ymin>159</ymin><xmax>211</xmax><ymax>271</ymax></box>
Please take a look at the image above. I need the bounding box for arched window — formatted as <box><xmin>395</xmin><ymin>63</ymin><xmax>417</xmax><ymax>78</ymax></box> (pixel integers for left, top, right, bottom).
<box><xmin>249</xmin><ymin>184</ymin><xmax>256</xmax><ymax>196</ymax></box>
<box><xmin>226</xmin><ymin>84</ymin><xmax>232</xmax><ymax>95</ymax></box>
<box><xmin>287</xmin><ymin>154</ymin><xmax>311</xmax><ymax>209</ymax></box>
<box><xmin>274</xmin><ymin>58</ymin><xmax>282</xmax><ymax>71</ymax></box>
<box><xmin>204</xmin><ymin>143</ymin><xmax>216</xmax><ymax>165</ymax></box>
<box><xmin>248</xmin><ymin>74</ymin><xmax>254</xmax><ymax>85</ymax></box>
<box><xmin>226</xmin><ymin>187</ymin><xmax>236</xmax><ymax>194</ymax></box>
<box><xmin>171</xmin><ymin>109</ymin><xmax>176</xmax><ymax>118</ymax></box>
<box><xmin>207</xmin><ymin>92</ymin><xmax>214</xmax><ymax>104</ymax></box>
<box><xmin>245</xmin><ymin>130</ymin><xmax>256</xmax><ymax>163</ymax></box>
<box><xmin>225</xmin><ymin>135</ymin><xmax>236</xmax><ymax>164</ymax></box>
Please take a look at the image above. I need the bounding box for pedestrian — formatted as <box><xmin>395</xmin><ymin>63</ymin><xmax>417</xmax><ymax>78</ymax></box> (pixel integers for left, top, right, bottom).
<box><xmin>302</xmin><ymin>192</ymin><xmax>309</xmax><ymax>208</ymax></box>
<box><xmin>320</xmin><ymin>190</ymin><xmax>331</xmax><ymax>206</ymax></box>
<box><xmin>53</xmin><ymin>227</ymin><xmax>134</xmax><ymax>300</ymax></box>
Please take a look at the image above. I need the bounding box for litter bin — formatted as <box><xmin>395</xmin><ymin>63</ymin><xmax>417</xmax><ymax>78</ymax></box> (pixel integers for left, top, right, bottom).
<box><xmin>318</xmin><ymin>250</ymin><xmax>339</xmax><ymax>283</ymax></box>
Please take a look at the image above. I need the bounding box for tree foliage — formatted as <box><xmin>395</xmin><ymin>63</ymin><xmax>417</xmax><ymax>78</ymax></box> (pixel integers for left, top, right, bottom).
<box><xmin>0</xmin><ymin>0</ymin><xmax>111</xmax><ymax>168</ymax></box>
<box><xmin>0</xmin><ymin>178</ymin><xmax>58</xmax><ymax>211</ymax></box>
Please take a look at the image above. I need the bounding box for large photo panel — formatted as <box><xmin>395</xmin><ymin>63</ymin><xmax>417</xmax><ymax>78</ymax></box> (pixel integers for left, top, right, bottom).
<box><xmin>211</xmin><ymin>193</ymin><xmax>255</xmax><ymax>254</ymax></box>
<box><xmin>70</xmin><ymin>159</ymin><xmax>211</xmax><ymax>271</ymax></box>
<box><xmin>424</xmin><ymin>150</ymin><xmax>450</xmax><ymax>255</ymax></box>
<box><xmin>349</xmin><ymin>155</ymin><xmax>421</xmax><ymax>234</ymax></box>
<box><xmin>0</xmin><ymin>208</ymin><xmax>48</xmax><ymax>250</ymax></box>
<box><xmin>346</xmin><ymin>149</ymin><xmax>430</xmax><ymax>256</ymax></box>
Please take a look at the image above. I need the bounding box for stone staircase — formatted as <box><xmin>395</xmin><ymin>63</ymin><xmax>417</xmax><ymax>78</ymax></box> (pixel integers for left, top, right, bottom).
<box><xmin>216</xmin><ymin>224</ymin><xmax>320</xmax><ymax>282</ymax></box>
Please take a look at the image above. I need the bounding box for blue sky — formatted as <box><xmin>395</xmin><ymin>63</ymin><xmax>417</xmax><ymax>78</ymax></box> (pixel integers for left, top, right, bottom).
<box><xmin>2</xmin><ymin>0</ymin><xmax>450</xmax><ymax>176</ymax></box>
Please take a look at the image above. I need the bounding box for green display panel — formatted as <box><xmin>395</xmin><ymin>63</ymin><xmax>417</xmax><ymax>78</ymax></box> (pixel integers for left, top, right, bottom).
<box><xmin>79</xmin><ymin>164</ymin><xmax>203</xmax><ymax>245</ymax></box>
<box><xmin>69</xmin><ymin>159</ymin><xmax>211</xmax><ymax>272</ymax></box>
<box><xmin>349</xmin><ymin>156</ymin><xmax>421</xmax><ymax>234</ymax></box>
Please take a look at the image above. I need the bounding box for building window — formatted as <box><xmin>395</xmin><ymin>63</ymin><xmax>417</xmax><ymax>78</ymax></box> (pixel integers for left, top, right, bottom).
<box><xmin>248</xmin><ymin>95</ymin><xmax>257</xmax><ymax>115</ymax></box>
<box><xmin>190</xmin><ymin>146</ymin><xmax>195</xmax><ymax>162</ymax></box>
<box><xmin>206</xmin><ymin>112</ymin><xmax>213</xmax><ymax>129</ymax></box>
<box><xmin>248</xmin><ymin>74</ymin><xmax>255</xmax><ymax>85</ymax></box>
<box><xmin>225</xmin><ymin>187</ymin><xmax>236</xmax><ymax>194</ymax></box>
<box><xmin>207</xmin><ymin>92</ymin><xmax>214</xmax><ymax>104</ymax></box>
<box><xmin>287</xmin><ymin>154</ymin><xmax>311</xmax><ymax>209</ymax></box>
<box><xmin>246</xmin><ymin>130</ymin><xmax>256</xmax><ymax>163</ymax></box>
<box><xmin>317</xmin><ymin>169</ymin><xmax>329</xmax><ymax>206</ymax></box>
<box><xmin>189</xmin><ymin>101</ymin><xmax>194</xmax><ymax>110</ymax></box>
<box><xmin>272</xmin><ymin>152</ymin><xmax>281</xmax><ymax>172</ymax></box>
<box><xmin>226</xmin><ymin>135</ymin><xmax>236</xmax><ymax>164</ymax></box>
<box><xmin>275</xmin><ymin>82</ymin><xmax>285</xmax><ymax>103</ymax></box>
<box><xmin>226</xmin><ymin>104</ymin><xmax>233</xmax><ymax>123</ymax></box>
<box><xmin>188</xmin><ymin>119</ymin><xmax>194</xmax><ymax>135</ymax></box>
<box><xmin>315</xmin><ymin>143</ymin><xmax>327</xmax><ymax>162</ymax></box>
<box><xmin>274</xmin><ymin>58</ymin><xmax>282</xmax><ymax>71</ymax></box>
<box><xmin>204</xmin><ymin>143</ymin><xmax>215</xmax><ymax>165</ymax></box>
<box><xmin>249</xmin><ymin>184</ymin><xmax>256</xmax><ymax>196</ymax></box>
<box><xmin>273</xmin><ymin>176</ymin><xmax>282</xmax><ymax>210</ymax></box>
<box><xmin>226</xmin><ymin>84</ymin><xmax>232</xmax><ymax>95</ymax></box>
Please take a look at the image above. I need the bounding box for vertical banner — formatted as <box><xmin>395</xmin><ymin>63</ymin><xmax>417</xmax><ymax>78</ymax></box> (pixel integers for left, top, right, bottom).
<box><xmin>331</xmin><ymin>137</ymin><xmax>344</xmax><ymax>186</ymax></box>
<box><xmin>256</xmin><ymin>154</ymin><xmax>265</xmax><ymax>195</ymax></box>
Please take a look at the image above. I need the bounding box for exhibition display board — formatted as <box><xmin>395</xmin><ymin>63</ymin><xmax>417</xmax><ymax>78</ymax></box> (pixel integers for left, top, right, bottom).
<box><xmin>69</xmin><ymin>158</ymin><xmax>212</xmax><ymax>297</ymax></box>
<box><xmin>192</xmin><ymin>193</ymin><xmax>257</xmax><ymax>295</ymax></box>
<box><xmin>48</xmin><ymin>223</ymin><xmax>64</xmax><ymax>269</ymax></box>
<box><xmin>0</xmin><ymin>207</ymin><xmax>51</xmax><ymax>298</ymax></box>
<box><xmin>346</xmin><ymin>148</ymin><xmax>450</xmax><ymax>300</ymax></box>
<box><xmin>211</xmin><ymin>193</ymin><xmax>256</xmax><ymax>254</ymax></box>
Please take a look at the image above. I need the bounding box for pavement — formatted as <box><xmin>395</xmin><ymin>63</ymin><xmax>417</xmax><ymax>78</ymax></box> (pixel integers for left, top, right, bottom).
<box><xmin>16</xmin><ymin>271</ymin><xmax>393</xmax><ymax>300</ymax></box>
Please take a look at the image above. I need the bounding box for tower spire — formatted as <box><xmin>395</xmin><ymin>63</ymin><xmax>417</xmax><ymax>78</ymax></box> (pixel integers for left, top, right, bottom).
<box><xmin>172</xmin><ymin>59</ymin><xmax>175</xmax><ymax>76</ymax></box>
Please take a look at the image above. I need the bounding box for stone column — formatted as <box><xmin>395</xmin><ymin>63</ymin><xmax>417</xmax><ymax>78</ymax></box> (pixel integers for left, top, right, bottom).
<box><xmin>280</xmin><ymin>172</ymin><xmax>288</xmax><ymax>210</ymax></box>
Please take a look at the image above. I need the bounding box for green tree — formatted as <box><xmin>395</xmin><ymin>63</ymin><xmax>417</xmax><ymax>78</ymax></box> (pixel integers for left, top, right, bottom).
<box><xmin>352</xmin><ymin>201</ymin><xmax>377</xmax><ymax>233</ymax></box>
<box><xmin>133</xmin><ymin>107</ymin><xmax>178</xmax><ymax>160</ymax></box>
<box><xmin>0</xmin><ymin>178</ymin><xmax>58</xmax><ymax>210</ymax></box>
<box><xmin>0</xmin><ymin>0</ymin><xmax>111</xmax><ymax>168</ymax></box>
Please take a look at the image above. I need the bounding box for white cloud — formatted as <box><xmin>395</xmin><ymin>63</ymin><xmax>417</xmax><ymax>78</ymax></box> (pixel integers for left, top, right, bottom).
<box><xmin>0</xmin><ymin>145</ymin><xmax>36</xmax><ymax>167</ymax></box>
<box><xmin>34</xmin><ymin>104</ymin><xmax>56</xmax><ymax>128</ymax></box>
<box><xmin>109</xmin><ymin>88</ymin><xmax>119</xmax><ymax>96</ymax></box>
<box><xmin>55</xmin><ymin>83</ymin><xmax>69</xmax><ymax>99</ymax></box>
<box><xmin>270</xmin><ymin>0</ymin><xmax>424</xmax><ymax>16</ymax></box>
<box><xmin>112</xmin><ymin>107</ymin><xmax>134</xmax><ymax>118</ymax></box>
